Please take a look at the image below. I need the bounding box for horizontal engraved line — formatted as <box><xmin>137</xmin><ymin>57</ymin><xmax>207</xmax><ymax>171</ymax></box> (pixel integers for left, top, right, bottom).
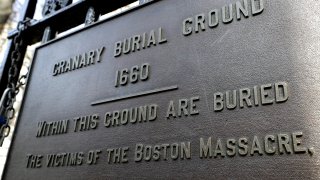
<box><xmin>91</xmin><ymin>85</ymin><xmax>178</xmax><ymax>106</ymax></box>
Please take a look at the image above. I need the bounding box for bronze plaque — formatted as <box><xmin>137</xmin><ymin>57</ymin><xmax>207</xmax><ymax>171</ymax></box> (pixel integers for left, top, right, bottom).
<box><xmin>4</xmin><ymin>0</ymin><xmax>320</xmax><ymax>179</ymax></box>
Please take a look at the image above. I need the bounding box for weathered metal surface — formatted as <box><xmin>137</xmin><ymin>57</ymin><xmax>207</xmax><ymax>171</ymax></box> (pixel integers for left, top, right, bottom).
<box><xmin>3</xmin><ymin>0</ymin><xmax>320</xmax><ymax>179</ymax></box>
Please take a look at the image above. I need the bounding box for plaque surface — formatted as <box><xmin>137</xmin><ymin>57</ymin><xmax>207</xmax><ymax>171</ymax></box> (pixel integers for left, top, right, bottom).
<box><xmin>4</xmin><ymin>0</ymin><xmax>320</xmax><ymax>179</ymax></box>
